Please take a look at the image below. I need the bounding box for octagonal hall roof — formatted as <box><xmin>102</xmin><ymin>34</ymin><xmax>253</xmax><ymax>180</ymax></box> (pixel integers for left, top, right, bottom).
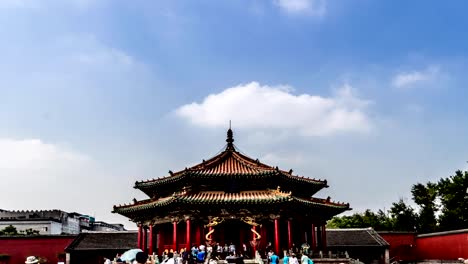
<box><xmin>134</xmin><ymin>128</ymin><xmax>328</xmax><ymax>197</ymax></box>
<box><xmin>114</xmin><ymin>128</ymin><xmax>350</xmax><ymax>223</ymax></box>
<box><xmin>113</xmin><ymin>188</ymin><xmax>350</xmax><ymax>219</ymax></box>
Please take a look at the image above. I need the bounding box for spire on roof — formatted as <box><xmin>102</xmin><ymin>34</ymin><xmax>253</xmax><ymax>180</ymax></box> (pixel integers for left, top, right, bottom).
<box><xmin>226</xmin><ymin>122</ymin><xmax>235</xmax><ymax>150</ymax></box>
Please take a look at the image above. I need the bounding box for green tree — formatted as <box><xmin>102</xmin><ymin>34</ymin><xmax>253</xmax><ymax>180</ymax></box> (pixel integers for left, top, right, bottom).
<box><xmin>375</xmin><ymin>209</ymin><xmax>395</xmax><ymax>230</ymax></box>
<box><xmin>437</xmin><ymin>170</ymin><xmax>468</xmax><ymax>231</ymax></box>
<box><xmin>328</xmin><ymin>169</ymin><xmax>467</xmax><ymax>233</ymax></box>
<box><xmin>327</xmin><ymin>213</ymin><xmax>363</xmax><ymax>229</ymax></box>
<box><xmin>20</xmin><ymin>228</ymin><xmax>40</xmax><ymax>235</ymax></box>
<box><xmin>327</xmin><ymin>209</ymin><xmax>393</xmax><ymax>231</ymax></box>
<box><xmin>389</xmin><ymin>199</ymin><xmax>417</xmax><ymax>231</ymax></box>
<box><xmin>0</xmin><ymin>225</ymin><xmax>19</xmax><ymax>236</ymax></box>
<box><xmin>411</xmin><ymin>182</ymin><xmax>438</xmax><ymax>232</ymax></box>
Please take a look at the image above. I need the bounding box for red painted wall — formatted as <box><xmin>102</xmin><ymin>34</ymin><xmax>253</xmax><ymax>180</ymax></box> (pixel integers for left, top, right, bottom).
<box><xmin>379</xmin><ymin>232</ymin><xmax>417</xmax><ymax>261</ymax></box>
<box><xmin>416</xmin><ymin>232</ymin><xmax>468</xmax><ymax>260</ymax></box>
<box><xmin>379</xmin><ymin>230</ymin><xmax>468</xmax><ymax>261</ymax></box>
<box><xmin>0</xmin><ymin>236</ymin><xmax>76</xmax><ymax>264</ymax></box>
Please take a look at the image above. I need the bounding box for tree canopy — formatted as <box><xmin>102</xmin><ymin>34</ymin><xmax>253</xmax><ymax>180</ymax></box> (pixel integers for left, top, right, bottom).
<box><xmin>327</xmin><ymin>169</ymin><xmax>468</xmax><ymax>233</ymax></box>
<box><xmin>0</xmin><ymin>225</ymin><xmax>40</xmax><ymax>236</ymax></box>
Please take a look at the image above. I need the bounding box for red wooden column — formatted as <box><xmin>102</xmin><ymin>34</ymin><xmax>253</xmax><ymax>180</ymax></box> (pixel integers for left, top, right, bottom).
<box><xmin>186</xmin><ymin>217</ymin><xmax>191</xmax><ymax>250</ymax></box>
<box><xmin>311</xmin><ymin>224</ymin><xmax>316</xmax><ymax>250</ymax></box>
<box><xmin>173</xmin><ymin>220</ymin><xmax>178</xmax><ymax>251</ymax></box>
<box><xmin>252</xmin><ymin>226</ymin><xmax>256</xmax><ymax>256</ymax></box>
<box><xmin>149</xmin><ymin>225</ymin><xmax>154</xmax><ymax>255</ymax></box>
<box><xmin>260</xmin><ymin>224</ymin><xmax>267</xmax><ymax>252</ymax></box>
<box><xmin>287</xmin><ymin>219</ymin><xmax>293</xmax><ymax>250</ymax></box>
<box><xmin>316</xmin><ymin>225</ymin><xmax>321</xmax><ymax>249</ymax></box>
<box><xmin>195</xmin><ymin>223</ymin><xmax>201</xmax><ymax>246</ymax></box>
<box><xmin>321</xmin><ymin>224</ymin><xmax>327</xmax><ymax>250</ymax></box>
<box><xmin>137</xmin><ymin>224</ymin><xmax>143</xmax><ymax>249</ymax></box>
<box><xmin>274</xmin><ymin>217</ymin><xmax>280</xmax><ymax>254</ymax></box>
<box><xmin>142</xmin><ymin>226</ymin><xmax>148</xmax><ymax>252</ymax></box>
<box><xmin>158</xmin><ymin>228</ymin><xmax>163</xmax><ymax>255</ymax></box>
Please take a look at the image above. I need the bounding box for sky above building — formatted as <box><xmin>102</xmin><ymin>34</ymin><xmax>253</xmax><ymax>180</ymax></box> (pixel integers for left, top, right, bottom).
<box><xmin>1</xmin><ymin>0</ymin><xmax>468</xmax><ymax>229</ymax></box>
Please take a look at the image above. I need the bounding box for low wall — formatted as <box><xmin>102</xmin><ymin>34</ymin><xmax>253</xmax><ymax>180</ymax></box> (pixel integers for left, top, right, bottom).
<box><xmin>416</xmin><ymin>230</ymin><xmax>468</xmax><ymax>260</ymax></box>
<box><xmin>379</xmin><ymin>232</ymin><xmax>417</xmax><ymax>261</ymax></box>
<box><xmin>0</xmin><ymin>235</ymin><xmax>76</xmax><ymax>264</ymax></box>
<box><xmin>416</xmin><ymin>261</ymin><xmax>464</xmax><ymax>264</ymax></box>
<box><xmin>312</xmin><ymin>258</ymin><xmax>352</xmax><ymax>264</ymax></box>
<box><xmin>379</xmin><ymin>229</ymin><xmax>468</xmax><ymax>261</ymax></box>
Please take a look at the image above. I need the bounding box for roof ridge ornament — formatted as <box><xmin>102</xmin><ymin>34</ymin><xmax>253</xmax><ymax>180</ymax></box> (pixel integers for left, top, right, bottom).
<box><xmin>226</xmin><ymin>123</ymin><xmax>235</xmax><ymax>151</ymax></box>
<box><xmin>271</xmin><ymin>186</ymin><xmax>292</xmax><ymax>197</ymax></box>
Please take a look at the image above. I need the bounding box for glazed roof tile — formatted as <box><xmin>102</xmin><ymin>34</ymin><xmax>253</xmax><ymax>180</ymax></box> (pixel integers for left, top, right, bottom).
<box><xmin>113</xmin><ymin>189</ymin><xmax>349</xmax><ymax>214</ymax></box>
<box><xmin>327</xmin><ymin>228</ymin><xmax>389</xmax><ymax>247</ymax></box>
<box><xmin>135</xmin><ymin>149</ymin><xmax>326</xmax><ymax>189</ymax></box>
<box><xmin>181</xmin><ymin>189</ymin><xmax>292</xmax><ymax>203</ymax></box>
<box><xmin>294</xmin><ymin>196</ymin><xmax>350</xmax><ymax>209</ymax></box>
<box><xmin>66</xmin><ymin>232</ymin><xmax>138</xmax><ymax>251</ymax></box>
<box><xmin>191</xmin><ymin>152</ymin><xmax>273</xmax><ymax>174</ymax></box>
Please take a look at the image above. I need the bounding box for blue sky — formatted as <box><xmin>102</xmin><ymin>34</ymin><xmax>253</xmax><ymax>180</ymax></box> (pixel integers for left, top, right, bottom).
<box><xmin>1</xmin><ymin>0</ymin><xmax>468</xmax><ymax>228</ymax></box>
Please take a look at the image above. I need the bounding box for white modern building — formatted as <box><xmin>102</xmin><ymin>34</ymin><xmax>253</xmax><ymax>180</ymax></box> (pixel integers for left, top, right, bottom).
<box><xmin>0</xmin><ymin>209</ymin><xmax>125</xmax><ymax>235</ymax></box>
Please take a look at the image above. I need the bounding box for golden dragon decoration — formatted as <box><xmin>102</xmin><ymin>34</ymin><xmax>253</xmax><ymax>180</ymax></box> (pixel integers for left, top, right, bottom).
<box><xmin>241</xmin><ymin>217</ymin><xmax>261</xmax><ymax>240</ymax></box>
<box><xmin>204</xmin><ymin>217</ymin><xmax>224</xmax><ymax>241</ymax></box>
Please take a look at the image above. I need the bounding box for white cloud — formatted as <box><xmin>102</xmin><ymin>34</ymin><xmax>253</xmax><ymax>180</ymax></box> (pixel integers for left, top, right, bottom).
<box><xmin>0</xmin><ymin>29</ymin><xmax>158</xmax><ymax>229</ymax></box>
<box><xmin>0</xmin><ymin>138</ymin><xmax>89</xmax><ymax>170</ymax></box>
<box><xmin>392</xmin><ymin>65</ymin><xmax>440</xmax><ymax>88</ymax></box>
<box><xmin>175</xmin><ymin>82</ymin><xmax>372</xmax><ymax>136</ymax></box>
<box><xmin>0</xmin><ymin>138</ymin><xmax>92</xmax><ymax>204</ymax></box>
<box><xmin>273</xmin><ymin>0</ymin><xmax>326</xmax><ymax>16</ymax></box>
<box><xmin>0</xmin><ymin>138</ymin><xmax>139</xmax><ymax>228</ymax></box>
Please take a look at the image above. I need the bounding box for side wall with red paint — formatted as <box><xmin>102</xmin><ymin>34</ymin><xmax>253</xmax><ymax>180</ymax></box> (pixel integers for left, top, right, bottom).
<box><xmin>0</xmin><ymin>236</ymin><xmax>76</xmax><ymax>264</ymax></box>
<box><xmin>416</xmin><ymin>231</ymin><xmax>468</xmax><ymax>260</ymax></box>
<box><xmin>379</xmin><ymin>229</ymin><xmax>468</xmax><ymax>261</ymax></box>
<box><xmin>379</xmin><ymin>232</ymin><xmax>417</xmax><ymax>261</ymax></box>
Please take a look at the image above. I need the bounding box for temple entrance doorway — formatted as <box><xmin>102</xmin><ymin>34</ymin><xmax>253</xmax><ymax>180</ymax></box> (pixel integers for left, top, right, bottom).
<box><xmin>211</xmin><ymin>219</ymin><xmax>255</xmax><ymax>258</ymax></box>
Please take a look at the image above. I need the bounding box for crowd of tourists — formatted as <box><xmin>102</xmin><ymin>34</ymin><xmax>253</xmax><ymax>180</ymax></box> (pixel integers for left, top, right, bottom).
<box><xmin>161</xmin><ymin>242</ymin><xmax>247</xmax><ymax>264</ymax></box>
<box><xmin>104</xmin><ymin>241</ymin><xmax>315</xmax><ymax>264</ymax></box>
<box><xmin>268</xmin><ymin>250</ymin><xmax>314</xmax><ymax>264</ymax></box>
<box><xmin>104</xmin><ymin>242</ymin><xmax>244</xmax><ymax>264</ymax></box>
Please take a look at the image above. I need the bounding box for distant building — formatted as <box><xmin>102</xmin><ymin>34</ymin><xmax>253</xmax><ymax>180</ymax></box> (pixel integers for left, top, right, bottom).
<box><xmin>66</xmin><ymin>231</ymin><xmax>137</xmax><ymax>264</ymax></box>
<box><xmin>327</xmin><ymin>228</ymin><xmax>389</xmax><ymax>264</ymax></box>
<box><xmin>0</xmin><ymin>209</ymin><xmax>125</xmax><ymax>235</ymax></box>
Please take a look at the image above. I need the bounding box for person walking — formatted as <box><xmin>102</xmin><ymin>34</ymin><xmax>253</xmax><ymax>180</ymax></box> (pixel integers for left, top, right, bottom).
<box><xmin>289</xmin><ymin>254</ymin><xmax>299</xmax><ymax>264</ymax></box>
<box><xmin>283</xmin><ymin>253</ymin><xmax>290</xmax><ymax>264</ymax></box>
<box><xmin>270</xmin><ymin>251</ymin><xmax>279</xmax><ymax>264</ymax></box>
<box><xmin>134</xmin><ymin>252</ymin><xmax>149</xmax><ymax>264</ymax></box>
<box><xmin>300</xmin><ymin>253</ymin><xmax>310</xmax><ymax>264</ymax></box>
<box><xmin>196</xmin><ymin>246</ymin><xmax>206</xmax><ymax>264</ymax></box>
<box><xmin>166</xmin><ymin>253</ymin><xmax>176</xmax><ymax>264</ymax></box>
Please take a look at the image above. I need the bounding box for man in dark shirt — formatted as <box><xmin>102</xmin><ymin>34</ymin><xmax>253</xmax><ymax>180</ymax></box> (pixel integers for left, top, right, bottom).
<box><xmin>135</xmin><ymin>252</ymin><xmax>148</xmax><ymax>264</ymax></box>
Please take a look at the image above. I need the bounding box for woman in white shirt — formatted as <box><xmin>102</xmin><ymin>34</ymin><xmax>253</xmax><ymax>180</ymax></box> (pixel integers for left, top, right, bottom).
<box><xmin>289</xmin><ymin>254</ymin><xmax>299</xmax><ymax>264</ymax></box>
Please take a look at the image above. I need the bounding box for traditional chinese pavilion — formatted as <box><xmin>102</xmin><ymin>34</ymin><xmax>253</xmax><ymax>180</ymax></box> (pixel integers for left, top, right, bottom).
<box><xmin>113</xmin><ymin>129</ymin><xmax>350</xmax><ymax>257</ymax></box>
